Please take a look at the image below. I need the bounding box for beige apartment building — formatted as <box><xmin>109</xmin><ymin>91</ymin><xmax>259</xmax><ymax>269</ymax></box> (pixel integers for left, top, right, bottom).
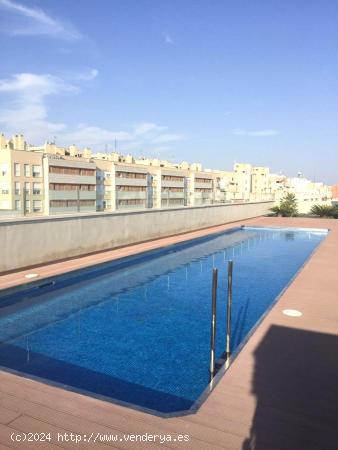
<box><xmin>0</xmin><ymin>147</ymin><xmax>43</xmax><ymax>216</ymax></box>
<box><xmin>43</xmin><ymin>154</ymin><xmax>96</xmax><ymax>215</ymax></box>
<box><xmin>0</xmin><ymin>134</ymin><xmax>97</xmax><ymax>216</ymax></box>
<box><xmin>233</xmin><ymin>163</ymin><xmax>252</xmax><ymax>201</ymax></box>
<box><xmin>0</xmin><ymin>132</ymin><xmax>333</xmax><ymax>217</ymax></box>
<box><xmin>95</xmin><ymin>156</ymin><xmax>214</xmax><ymax>211</ymax></box>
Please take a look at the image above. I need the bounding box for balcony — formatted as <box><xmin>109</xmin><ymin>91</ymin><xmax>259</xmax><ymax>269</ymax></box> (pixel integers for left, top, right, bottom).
<box><xmin>195</xmin><ymin>181</ymin><xmax>213</xmax><ymax>189</ymax></box>
<box><xmin>33</xmin><ymin>172</ymin><xmax>42</xmax><ymax>178</ymax></box>
<box><xmin>115</xmin><ymin>178</ymin><xmax>148</xmax><ymax>187</ymax></box>
<box><xmin>161</xmin><ymin>180</ymin><xmax>185</xmax><ymax>188</ymax></box>
<box><xmin>161</xmin><ymin>192</ymin><xmax>185</xmax><ymax>199</ymax></box>
<box><xmin>116</xmin><ymin>191</ymin><xmax>147</xmax><ymax>200</ymax></box>
<box><xmin>49</xmin><ymin>190</ymin><xmax>96</xmax><ymax>201</ymax></box>
<box><xmin>49</xmin><ymin>173</ymin><xmax>96</xmax><ymax>185</ymax></box>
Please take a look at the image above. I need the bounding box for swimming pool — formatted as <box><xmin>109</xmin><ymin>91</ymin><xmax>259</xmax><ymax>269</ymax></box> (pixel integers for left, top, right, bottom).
<box><xmin>0</xmin><ymin>226</ymin><xmax>328</xmax><ymax>415</ymax></box>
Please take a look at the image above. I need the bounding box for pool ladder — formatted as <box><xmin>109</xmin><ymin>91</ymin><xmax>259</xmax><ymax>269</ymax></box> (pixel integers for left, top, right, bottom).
<box><xmin>209</xmin><ymin>260</ymin><xmax>233</xmax><ymax>380</ymax></box>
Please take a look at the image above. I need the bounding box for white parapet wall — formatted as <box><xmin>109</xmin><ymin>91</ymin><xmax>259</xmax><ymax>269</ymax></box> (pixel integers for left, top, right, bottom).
<box><xmin>0</xmin><ymin>201</ymin><xmax>273</xmax><ymax>272</ymax></box>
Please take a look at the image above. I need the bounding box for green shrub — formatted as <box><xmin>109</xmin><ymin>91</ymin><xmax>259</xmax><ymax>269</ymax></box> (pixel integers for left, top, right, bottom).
<box><xmin>270</xmin><ymin>193</ymin><xmax>298</xmax><ymax>217</ymax></box>
<box><xmin>310</xmin><ymin>204</ymin><xmax>335</xmax><ymax>217</ymax></box>
<box><xmin>331</xmin><ymin>207</ymin><xmax>338</xmax><ymax>219</ymax></box>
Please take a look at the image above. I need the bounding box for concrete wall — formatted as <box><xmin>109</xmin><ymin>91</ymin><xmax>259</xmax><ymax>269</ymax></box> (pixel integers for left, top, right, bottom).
<box><xmin>0</xmin><ymin>201</ymin><xmax>273</xmax><ymax>272</ymax></box>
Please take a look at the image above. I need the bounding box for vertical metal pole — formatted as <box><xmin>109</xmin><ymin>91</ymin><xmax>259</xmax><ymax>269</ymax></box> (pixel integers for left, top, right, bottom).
<box><xmin>226</xmin><ymin>260</ymin><xmax>233</xmax><ymax>360</ymax></box>
<box><xmin>210</xmin><ymin>268</ymin><xmax>218</xmax><ymax>378</ymax></box>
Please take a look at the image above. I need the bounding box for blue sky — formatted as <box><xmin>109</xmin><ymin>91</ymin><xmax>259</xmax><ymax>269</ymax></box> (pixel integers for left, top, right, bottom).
<box><xmin>0</xmin><ymin>0</ymin><xmax>337</xmax><ymax>183</ymax></box>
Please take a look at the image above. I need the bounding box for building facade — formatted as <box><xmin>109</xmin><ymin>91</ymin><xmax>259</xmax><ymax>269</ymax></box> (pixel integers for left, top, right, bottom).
<box><xmin>0</xmin><ymin>132</ymin><xmax>334</xmax><ymax>217</ymax></box>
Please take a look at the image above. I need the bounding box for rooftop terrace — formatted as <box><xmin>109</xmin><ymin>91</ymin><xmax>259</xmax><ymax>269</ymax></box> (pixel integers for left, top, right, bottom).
<box><xmin>0</xmin><ymin>216</ymin><xmax>337</xmax><ymax>449</ymax></box>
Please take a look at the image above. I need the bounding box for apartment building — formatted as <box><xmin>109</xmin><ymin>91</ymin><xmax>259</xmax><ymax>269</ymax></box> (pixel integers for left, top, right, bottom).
<box><xmin>189</xmin><ymin>171</ymin><xmax>214</xmax><ymax>206</ymax></box>
<box><xmin>115</xmin><ymin>164</ymin><xmax>151</xmax><ymax>210</ymax></box>
<box><xmin>250</xmin><ymin>166</ymin><xmax>271</xmax><ymax>200</ymax></box>
<box><xmin>0</xmin><ymin>148</ymin><xmax>43</xmax><ymax>215</ymax></box>
<box><xmin>1</xmin><ymin>132</ymin><xmax>334</xmax><ymax>217</ymax></box>
<box><xmin>233</xmin><ymin>163</ymin><xmax>252</xmax><ymax>201</ymax></box>
<box><xmin>155</xmin><ymin>168</ymin><xmax>188</xmax><ymax>208</ymax></box>
<box><xmin>43</xmin><ymin>154</ymin><xmax>96</xmax><ymax>215</ymax></box>
<box><xmin>284</xmin><ymin>176</ymin><xmax>332</xmax><ymax>213</ymax></box>
<box><xmin>332</xmin><ymin>185</ymin><xmax>338</xmax><ymax>201</ymax></box>
<box><xmin>95</xmin><ymin>159</ymin><xmax>114</xmax><ymax>211</ymax></box>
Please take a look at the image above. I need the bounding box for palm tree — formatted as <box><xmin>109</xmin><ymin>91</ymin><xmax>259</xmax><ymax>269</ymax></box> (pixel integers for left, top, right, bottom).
<box><xmin>270</xmin><ymin>193</ymin><xmax>298</xmax><ymax>217</ymax></box>
<box><xmin>310</xmin><ymin>204</ymin><xmax>335</xmax><ymax>217</ymax></box>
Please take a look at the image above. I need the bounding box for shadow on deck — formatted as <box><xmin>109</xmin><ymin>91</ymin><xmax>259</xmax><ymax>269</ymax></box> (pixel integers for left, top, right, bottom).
<box><xmin>243</xmin><ymin>325</ymin><xmax>338</xmax><ymax>450</ymax></box>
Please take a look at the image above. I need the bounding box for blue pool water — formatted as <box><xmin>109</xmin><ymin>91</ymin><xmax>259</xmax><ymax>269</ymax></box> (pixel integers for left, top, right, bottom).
<box><xmin>0</xmin><ymin>226</ymin><xmax>327</xmax><ymax>414</ymax></box>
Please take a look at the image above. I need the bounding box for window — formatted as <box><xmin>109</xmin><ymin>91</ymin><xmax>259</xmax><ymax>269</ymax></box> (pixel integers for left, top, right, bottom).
<box><xmin>25</xmin><ymin>200</ymin><xmax>30</xmax><ymax>213</ymax></box>
<box><xmin>161</xmin><ymin>187</ymin><xmax>184</xmax><ymax>192</ymax></box>
<box><xmin>15</xmin><ymin>181</ymin><xmax>20</xmax><ymax>195</ymax></box>
<box><xmin>15</xmin><ymin>200</ymin><xmax>21</xmax><ymax>211</ymax></box>
<box><xmin>33</xmin><ymin>182</ymin><xmax>41</xmax><ymax>195</ymax></box>
<box><xmin>49</xmin><ymin>166</ymin><xmax>95</xmax><ymax>176</ymax></box>
<box><xmin>116</xmin><ymin>171</ymin><xmax>146</xmax><ymax>179</ymax></box>
<box><xmin>24</xmin><ymin>182</ymin><xmax>30</xmax><ymax>193</ymax></box>
<box><xmin>14</xmin><ymin>163</ymin><xmax>20</xmax><ymax>176</ymax></box>
<box><xmin>196</xmin><ymin>178</ymin><xmax>212</xmax><ymax>183</ymax></box>
<box><xmin>24</xmin><ymin>164</ymin><xmax>30</xmax><ymax>177</ymax></box>
<box><xmin>49</xmin><ymin>183</ymin><xmax>95</xmax><ymax>191</ymax></box>
<box><xmin>117</xmin><ymin>199</ymin><xmax>145</xmax><ymax>206</ymax></box>
<box><xmin>162</xmin><ymin>175</ymin><xmax>184</xmax><ymax>182</ymax></box>
<box><xmin>33</xmin><ymin>200</ymin><xmax>42</xmax><ymax>212</ymax></box>
<box><xmin>32</xmin><ymin>165</ymin><xmax>41</xmax><ymax>177</ymax></box>
<box><xmin>50</xmin><ymin>200</ymin><xmax>95</xmax><ymax>208</ymax></box>
<box><xmin>117</xmin><ymin>185</ymin><xmax>146</xmax><ymax>191</ymax></box>
<box><xmin>195</xmin><ymin>188</ymin><xmax>212</xmax><ymax>193</ymax></box>
<box><xmin>79</xmin><ymin>200</ymin><xmax>96</xmax><ymax>206</ymax></box>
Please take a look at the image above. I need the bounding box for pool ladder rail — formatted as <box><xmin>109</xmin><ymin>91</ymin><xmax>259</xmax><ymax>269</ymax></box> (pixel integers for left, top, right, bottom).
<box><xmin>209</xmin><ymin>260</ymin><xmax>233</xmax><ymax>381</ymax></box>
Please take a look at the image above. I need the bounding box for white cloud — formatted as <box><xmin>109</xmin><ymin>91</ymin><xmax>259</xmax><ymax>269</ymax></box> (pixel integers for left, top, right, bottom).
<box><xmin>232</xmin><ymin>128</ymin><xmax>279</xmax><ymax>137</ymax></box>
<box><xmin>134</xmin><ymin>122</ymin><xmax>167</xmax><ymax>135</ymax></box>
<box><xmin>0</xmin><ymin>72</ymin><xmax>184</xmax><ymax>152</ymax></box>
<box><xmin>0</xmin><ymin>0</ymin><xmax>82</xmax><ymax>40</ymax></box>
<box><xmin>61</xmin><ymin>126</ymin><xmax>133</xmax><ymax>147</ymax></box>
<box><xmin>0</xmin><ymin>72</ymin><xmax>77</xmax><ymax>96</ymax></box>
<box><xmin>61</xmin><ymin>68</ymin><xmax>99</xmax><ymax>82</ymax></box>
<box><xmin>74</xmin><ymin>69</ymin><xmax>99</xmax><ymax>81</ymax></box>
<box><xmin>151</xmin><ymin>133</ymin><xmax>183</xmax><ymax>144</ymax></box>
<box><xmin>0</xmin><ymin>73</ymin><xmax>76</xmax><ymax>140</ymax></box>
<box><xmin>164</xmin><ymin>32</ymin><xmax>174</xmax><ymax>45</ymax></box>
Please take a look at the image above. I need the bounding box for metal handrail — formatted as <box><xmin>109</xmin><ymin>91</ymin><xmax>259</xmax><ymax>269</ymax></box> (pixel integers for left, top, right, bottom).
<box><xmin>209</xmin><ymin>260</ymin><xmax>233</xmax><ymax>380</ymax></box>
<box><xmin>209</xmin><ymin>268</ymin><xmax>218</xmax><ymax>378</ymax></box>
<box><xmin>226</xmin><ymin>260</ymin><xmax>233</xmax><ymax>360</ymax></box>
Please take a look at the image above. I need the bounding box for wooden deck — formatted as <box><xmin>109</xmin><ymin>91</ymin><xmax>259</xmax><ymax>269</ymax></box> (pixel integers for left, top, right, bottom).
<box><xmin>0</xmin><ymin>217</ymin><xmax>337</xmax><ymax>450</ymax></box>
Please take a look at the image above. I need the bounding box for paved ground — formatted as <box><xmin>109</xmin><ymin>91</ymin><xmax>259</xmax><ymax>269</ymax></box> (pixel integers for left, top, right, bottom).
<box><xmin>0</xmin><ymin>216</ymin><xmax>337</xmax><ymax>450</ymax></box>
